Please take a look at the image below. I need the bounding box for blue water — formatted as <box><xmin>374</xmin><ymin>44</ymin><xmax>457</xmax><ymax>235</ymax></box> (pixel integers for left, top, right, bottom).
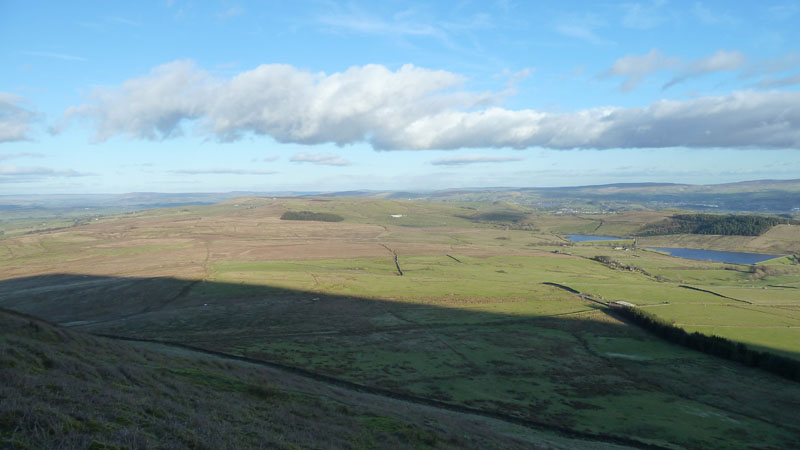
<box><xmin>648</xmin><ymin>247</ymin><xmax>783</xmax><ymax>265</ymax></box>
<box><xmin>566</xmin><ymin>234</ymin><xmax>627</xmax><ymax>242</ymax></box>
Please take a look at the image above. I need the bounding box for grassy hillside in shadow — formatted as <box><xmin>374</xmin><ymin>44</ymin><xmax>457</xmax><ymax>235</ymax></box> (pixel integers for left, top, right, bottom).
<box><xmin>2</xmin><ymin>275</ymin><xmax>800</xmax><ymax>449</ymax></box>
<box><xmin>0</xmin><ymin>307</ymin><xmax>617</xmax><ymax>450</ymax></box>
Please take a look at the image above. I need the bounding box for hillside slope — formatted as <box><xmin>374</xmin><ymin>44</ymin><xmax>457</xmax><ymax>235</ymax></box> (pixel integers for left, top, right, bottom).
<box><xmin>0</xmin><ymin>308</ymin><xmax>620</xmax><ymax>450</ymax></box>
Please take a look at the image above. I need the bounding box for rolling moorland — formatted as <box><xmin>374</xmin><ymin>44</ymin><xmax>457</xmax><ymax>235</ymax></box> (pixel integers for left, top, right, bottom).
<box><xmin>1</xmin><ymin>179</ymin><xmax>798</xmax><ymax>239</ymax></box>
<box><xmin>2</xmin><ymin>193</ymin><xmax>800</xmax><ymax>448</ymax></box>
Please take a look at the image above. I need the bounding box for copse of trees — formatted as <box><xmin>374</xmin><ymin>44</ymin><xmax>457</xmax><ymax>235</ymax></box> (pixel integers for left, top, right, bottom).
<box><xmin>462</xmin><ymin>211</ymin><xmax>529</xmax><ymax>223</ymax></box>
<box><xmin>280</xmin><ymin>211</ymin><xmax>344</xmax><ymax>222</ymax></box>
<box><xmin>637</xmin><ymin>213</ymin><xmax>792</xmax><ymax>236</ymax></box>
<box><xmin>611</xmin><ymin>305</ymin><xmax>800</xmax><ymax>383</ymax></box>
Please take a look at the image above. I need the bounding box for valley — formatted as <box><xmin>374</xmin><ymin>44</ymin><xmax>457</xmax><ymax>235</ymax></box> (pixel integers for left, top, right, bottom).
<box><xmin>2</xmin><ymin>196</ymin><xmax>800</xmax><ymax>448</ymax></box>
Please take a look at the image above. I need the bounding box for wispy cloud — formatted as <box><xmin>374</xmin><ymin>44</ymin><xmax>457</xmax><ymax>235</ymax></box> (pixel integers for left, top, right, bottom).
<box><xmin>740</xmin><ymin>52</ymin><xmax>800</xmax><ymax>79</ymax></box>
<box><xmin>108</xmin><ymin>16</ymin><xmax>141</xmax><ymax>27</ymax></box>
<box><xmin>0</xmin><ymin>165</ymin><xmax>93</xmax><ymax>182</ymax></box>
<box><xmin>556</xmin><ymin>14</ymin><xmax>614</xmax><ymax>46</ymax></box>
<box><xmin>663</xmin><ymin>50</ymin><xmax>746</xmax><ymax>90</ymax></box>
<box><xmin>319</xmin><ymin>11</ymin><xmax>440</xmax><ymax>38</ymax></box>
<box><xmin>0</xmin><ymin>92</ymin><xmax>38</xmax><ymax>143</ymax></box>
<box><xmin>691</xmin><ymin>2</ymin><xmax>740</xmax><ymax>26</ymax></box>
<box><xmin>251</xmin><ymin>156</ymin><xmax>279</xmax><ymax>163</ymax></box>
<box><xmin>316</xmin><ymin>4</ymin><xmax>491</xmax><ymax>53</ymax></box>
<box><xmin>218</xmin><ymin>6</ymin><xmax>244</xmax><ymax>20</ymax></box>
<box><xmin>430</xmin><ymin>154</ymin><xmax>524</xmax><ymax>166</ymax></box>
<box><xmin>290</xmin><ymin>153</ymin><xmax>351</xmax><ymax>166</ymax></box>
<box><xmin>601</xmin><ymin>49</ymin><xmax>745</xmax><ymax>91</ymax></box>
<box><xmin>763</xmin><ymin>3</ymin><xmax>800</xmax><ymax>20</ymax></box>
<box><xmin>0</xmin><ymin>152</ymin><xmax>46</xmax><ymax>161</ymax></box>
<box><xmin>600</xmin><ymin>48</ymin><xmax>679</xmax><ymax>91</ymax></box>
<box><xmin>20</xmin><ymin>51</ymin><xmax>87</xmax><ymax>62</ymax></box>
<box><xmin>555</xmin><ymin>24</ymin><xmax>613</xmax><ymax>46</ymax></box>
<box><xmin>171</xmin><ymin>168</ymin><xmax>277</xmax><ymax>175</ymax></box>
<box><xmin>63</xmin><ymin>60</ymin><xmax>800</xmax><ymax>150</ymax></box>
<box><xmin>621</xmin><ymin>1</ymin><xmax>670</xmax><ymax>30</ymax></box>
<box><xmin>754</xmin><ymin>72</ymin><xmax>800</xmax><ymax>88</ymax></box>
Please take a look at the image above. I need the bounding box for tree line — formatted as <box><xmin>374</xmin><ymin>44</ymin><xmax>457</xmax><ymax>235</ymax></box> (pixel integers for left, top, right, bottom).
<box><xmin>280</xmin><ymin>211</ymin><xmax>344</xmax><ymax>222</ymax></box>
<box><xmin>611</xmin><ymin>305</ymin><xmax>800</xmax><ymax>383</ymax></box>
<box><xmin>637</xmin><ymin>213</ymin><xmax>792</xmax><ymax>236</ymax></box>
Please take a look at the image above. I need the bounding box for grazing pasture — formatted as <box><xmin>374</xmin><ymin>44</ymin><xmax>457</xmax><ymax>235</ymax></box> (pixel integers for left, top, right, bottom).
<box><xmin>2</xmin><ymin>196</ymin><xmax>800</xmax><ymax>448</ymax></box>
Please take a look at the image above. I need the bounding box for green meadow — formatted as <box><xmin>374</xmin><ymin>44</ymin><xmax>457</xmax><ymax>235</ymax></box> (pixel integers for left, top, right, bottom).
<box><xmin>2</xmin><ymin>196</ymin><xmax>800</xmax><ymax>448</ymax></box>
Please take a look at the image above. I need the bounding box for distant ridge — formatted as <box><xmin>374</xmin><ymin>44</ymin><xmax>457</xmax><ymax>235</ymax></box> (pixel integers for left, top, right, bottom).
<box><xmin>518</xmin><ymin>182</ymin><xmax>685</xmax><ymax>191</ymax></box>
<box><xmin>1</xmin><ymin>179</ymin><xmax>798</xmax><ymax>214</ymax></box>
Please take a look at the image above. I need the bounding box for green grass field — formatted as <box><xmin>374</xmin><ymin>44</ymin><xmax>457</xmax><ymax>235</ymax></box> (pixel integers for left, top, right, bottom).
<box><xmin>4</xmin><ymin>308</ymin><xmax>589</xmax><ymax>449</ymax></box>
<box><xmin>2</xmin><ymin>196</ymin><xmax>800</xmax><ymax>448</ymax></box>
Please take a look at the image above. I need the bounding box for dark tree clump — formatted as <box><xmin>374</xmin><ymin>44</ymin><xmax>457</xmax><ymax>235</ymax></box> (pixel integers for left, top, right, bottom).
<box><xmin>638</xmin><ymin>214</ymin><xmax>791</xmax><ymax>236</ymax></box>
<box><xmin>280</xmin><ymin>211</ymin><xmax>344</xmax><ymax>222</ymax></box>
<box><xmin>612</xmin><ymin>305</ymin><xmax>800</xmax><ymax>383</ymax></box>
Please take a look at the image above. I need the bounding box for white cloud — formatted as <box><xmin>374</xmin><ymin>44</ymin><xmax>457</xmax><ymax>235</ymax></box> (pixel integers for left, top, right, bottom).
<box><xmin>290</xmin><ymin>153</ymin><xmax>351</xmax><ymax>166</ymax></box>
<box><xmin>65</xmin><ymin>61</ymin><xmax>211</xmax><ymax>141</ymax></box>
<box><xmin>663</xmin><ymin>50</ymin><xmax>746</xmax><ymax>89</ymax></box>
<box><xmin>430</xmin><ymin>154</ymin><xmax>524</xmax><ymax>165</ymax></box>
<box><xmin>64</xmin><ymin>61</ymin><xmax>800</xmax><ymax>150</ymax></box>
<box><xmin>602</xmin><ymin>49</ymin><xmax>680</xmax><ymax>91</ymax></box>
<box><xmin>64</xmin><ymin>60</ymin><xmax>492</xmax><ymax>144</ymax></box>
<box><xmin>171</xmin><ymin>168</ymin><xmax>277</xmax><ymax>175</ymax></box>
<box><xmin>0</xmin><ymin>92</ymin><xmax>38</xmax><ymax>143</ymax></box>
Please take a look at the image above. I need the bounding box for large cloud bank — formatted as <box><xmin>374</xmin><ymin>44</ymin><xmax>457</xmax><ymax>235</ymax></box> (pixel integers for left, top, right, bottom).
<box><xmin>65</xmin><ymin>60</ymin><xmax>800</xmax><ymax>150</ymax></box>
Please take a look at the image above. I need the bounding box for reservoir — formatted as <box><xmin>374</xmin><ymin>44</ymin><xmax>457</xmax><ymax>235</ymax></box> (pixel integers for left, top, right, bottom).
<box><xmin>566</xmin><ymin>234</ymin><xmax>628</xmax><ymax>242</ymax></box>
<box><xmin>647</xmin><ymin>247</ymin><xmax>783</xmax><ymax>265</ymax></box>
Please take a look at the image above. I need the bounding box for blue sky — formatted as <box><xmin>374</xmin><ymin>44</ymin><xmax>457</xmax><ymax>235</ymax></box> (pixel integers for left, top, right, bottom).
<box><xmin>1</xmin><ymin>0</ymin><xmax>800</xmax><ymax>194</ymax></box>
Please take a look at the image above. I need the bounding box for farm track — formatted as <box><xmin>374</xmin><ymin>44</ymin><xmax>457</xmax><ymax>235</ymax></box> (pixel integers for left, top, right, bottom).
<box><xmin>92</xmin><ymin>332</ymin><xmax>665</xmax><ymax>450</ymax></box>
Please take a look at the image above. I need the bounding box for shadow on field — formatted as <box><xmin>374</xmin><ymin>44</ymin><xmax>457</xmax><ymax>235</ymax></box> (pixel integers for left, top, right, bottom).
<box><xmin>2</xmin><ymin>274</ymin><xmax>800</xmax><ymax>449</ymax></box>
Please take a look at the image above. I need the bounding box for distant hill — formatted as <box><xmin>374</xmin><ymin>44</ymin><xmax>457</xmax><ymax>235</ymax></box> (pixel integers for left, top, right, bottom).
<box><xmin>2</xmin><ymin>179</ymin><xmax>799</xmax><ymax>216</ymax></box>
<box><xmin>410</xmin><ymin>179</ymin><xmax>800</xmax><ymax>214</ymax></box>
